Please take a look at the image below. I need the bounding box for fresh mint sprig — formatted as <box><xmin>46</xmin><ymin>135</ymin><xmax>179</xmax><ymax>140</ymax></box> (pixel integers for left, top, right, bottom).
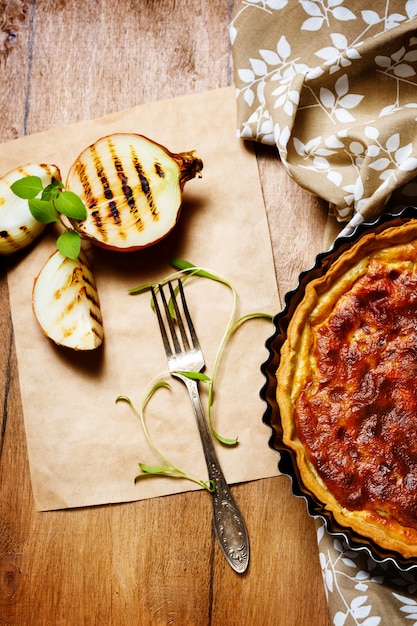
<box><xmin>11</xmin><ymin>175</ymin><xmax>87</xmax><ymax>260</ymax></box>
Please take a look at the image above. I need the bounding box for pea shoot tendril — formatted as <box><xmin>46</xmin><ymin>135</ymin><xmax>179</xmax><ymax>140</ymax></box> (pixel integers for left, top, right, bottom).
<box><xmin>119</xmin><ymin>258</ymin><xmax>273</xmax><ymax>489</ymax></box>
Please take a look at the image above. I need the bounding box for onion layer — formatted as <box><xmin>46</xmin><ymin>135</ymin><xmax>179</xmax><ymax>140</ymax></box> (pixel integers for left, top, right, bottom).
<box><xmin>0</xmin><ymin>163</ymin><xmax>61</xmax><ymax>255</ymax></box>
<box><xmin>33</xmin><ymin>249</ymin><xmax>103</xmax><ymax>350</ymax></box>
<box><xmin>65</xmin><ymin>133</ymin><xmax>203</xmax><ymax>251</ymax></box>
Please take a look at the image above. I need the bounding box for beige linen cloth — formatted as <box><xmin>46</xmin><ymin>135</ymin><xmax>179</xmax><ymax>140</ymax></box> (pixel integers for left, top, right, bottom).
<box><xmin>231</xmin><ymin>0</ymin><xmax>417</xmax><ymax>244</ymax></box>
<box><xmin>230</xmin><ymin>1</ymin><xmax>417</xmax><ymax>624</ymax></box>
<box><xmin>2</xmin><ymin>87</ymin><xmax>279</xmax><ymax>511</ymax></box>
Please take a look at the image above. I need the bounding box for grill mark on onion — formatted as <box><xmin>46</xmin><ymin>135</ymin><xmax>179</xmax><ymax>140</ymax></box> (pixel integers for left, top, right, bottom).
<box><xmin>154</xmin><ymin>162</ymin><xmax>165</xmax><ymax>178</ymax></box>
<box><xmin>108</xmin><ymin>139</ymin><xmax>144</xmax><ymax>235</ymax></box>
<box><xmin>90</xmin><ymin>310</ymin><xmax>103</xmax><ymax>325</ymax></box>
<box><xmin>111</xmin><ymin>142</ymin><xmax>135</xmax><ymax>210</ymax></box>
<box><xmin>74</xmin><ymin>158</ymin><xmax>105</xmax><ymax>243</ymax></box>
<box><xmin>19</xmin><ymin>225</ymin><xmax>37</xmax><ymax>246</ymax></box>
<box><xmin>55</xmin><ymin>298</ymin><xmax>102</xmax><ymax>333</ymax></box>
<box><xmin>0</xmin><ymin>227</ymin><xmax>35</xmax><ymax>252</ymax></box>
<box><xmin>81</xmin><ymin>146</ymin><xmax>110</xmax><ymax>241</ymax></box>
<box><xmin>0</xmin><ymin>230</ymin><xmax>19</xmax><ymax>251</ymax></box>
<box><xmin>42</xmin><ymin>164</ymin><xmax>58</xmax><ymax>179</ymax></box>
<box><xmin>130</xmin><ymin>147</ymin><xmax>158</xmax><ymax>222</ymax></box>
<box><xmin>75</xmin><ymin>160</ymin><xmax>97</xmax><ymax>210</ymax></box>
<box><xmin>93</xmin><ymin>145</ymin><xmax>122</xmax><ymax>230</ymax></box>
<box><xmin>53</xmin><ymin>267</ymin><xmax>102</xmax><ymax>331</ymax></box>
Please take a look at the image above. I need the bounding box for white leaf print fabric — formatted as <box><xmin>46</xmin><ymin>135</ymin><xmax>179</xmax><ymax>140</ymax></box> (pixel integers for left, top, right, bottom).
<box><xmin>230</xmin><ymin>1</ymin><xmax>417</xmax><ymax>238</ymax></box>
<box><xmin>316</xmin><ymin>518</ymin><xmax>417</xmax><ymax>625</ymax></box>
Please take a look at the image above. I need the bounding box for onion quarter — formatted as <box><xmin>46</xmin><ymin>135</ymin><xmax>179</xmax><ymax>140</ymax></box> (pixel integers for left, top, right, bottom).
<box><xmin>33</xmin><ymin>249</ymin><xmax>104</xmax><ymax>350</ymax></box>
<box><xmin>0</xmin><ymin>163</ymin><xmax>61</xmax><ymax>255</ymax></box>
<box><xmin>65</xmin><ymin>133</ymin><xmax>203</xmax><ymax>251</ymax></box>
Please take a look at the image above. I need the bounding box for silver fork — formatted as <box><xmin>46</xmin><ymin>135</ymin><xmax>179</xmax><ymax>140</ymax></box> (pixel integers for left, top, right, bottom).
<box><xmin>151</xmin><ymin>279</ymin><xmax>250</xmax><ymax>574</ymax></box>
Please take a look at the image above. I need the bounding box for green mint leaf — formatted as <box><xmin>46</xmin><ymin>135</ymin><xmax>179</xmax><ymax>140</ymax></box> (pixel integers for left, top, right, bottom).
<box><xmin>42</xmin><ymin>179</ymin><xmax>64</xmax><ymax>201</ymax></box>
<box><xmin>57</xmin><ymin>230</ymin><xmax>81</xmax><ymax>260</ymax></box>
<box><xmin>51</xmin><ymin>178</ymin><xmax>64</xmax><ymax>190</ymax></box>
<box><xmin>41</xmin><ymin>186</ymin><xmax>58</xmax><ymax>201</ymax></box>
<box><xmin>11</xmin><ymin>176</ymin><xmax>43</xmax><ymax>199</ymax></box>
<box><xmin>55</xmin><ymin>191</ymin><xmax>87</xmax><ymax>220</ymax></box>
<box><xmin>28</xmin><ymin>198</ymin><xmax>58</xmax><ymax>223</ymax></box>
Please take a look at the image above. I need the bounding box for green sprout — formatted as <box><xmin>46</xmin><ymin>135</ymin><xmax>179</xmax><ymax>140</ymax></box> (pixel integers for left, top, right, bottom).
<box><xmin>116</xmin><ymin>385</ymin><xmax>215</xmax><ymax>491</ymax></box>
<box><xmin>122</xmin><ymin>260</ymin><xmax>274</xmax><ymax>489</ymax></box>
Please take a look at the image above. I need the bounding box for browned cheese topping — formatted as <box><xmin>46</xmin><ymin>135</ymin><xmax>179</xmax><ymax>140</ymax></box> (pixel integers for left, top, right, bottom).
<box><xmin>296</xmin><ymin>241</ymin><xmax>417</xmax><ymax>529</ymax></box>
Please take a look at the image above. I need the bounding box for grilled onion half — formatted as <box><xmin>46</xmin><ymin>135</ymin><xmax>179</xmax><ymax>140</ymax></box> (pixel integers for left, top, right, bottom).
<box><xmin>66</xmin><ymin>133</ymin><xmax>203</xmax><ymax>251</ymax></box>
<box><xmin>0</xmin><ymin>163</ymin><xmax>61</xmax><ymax>255</ymax></box>
<box><xmin>33</xmin><ymin>249</ymin><xmax>103</xmax><ymax>350</ymax></box>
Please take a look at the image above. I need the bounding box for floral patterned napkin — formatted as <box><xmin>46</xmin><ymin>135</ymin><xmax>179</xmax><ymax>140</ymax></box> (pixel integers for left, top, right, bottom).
<box><xmin>230</xmin><ymin>0</ymin><xmax>417</xmax><ymax>241</ymax></box>
<box><xmin>316</xmin><ymin>519</ymin><xmax>417</xmax><ymax>625</ymax></box>
<box><xmin>230</xmin><ymin>2</ymin><xmax>417</xmax><ymax>624</ymax></box>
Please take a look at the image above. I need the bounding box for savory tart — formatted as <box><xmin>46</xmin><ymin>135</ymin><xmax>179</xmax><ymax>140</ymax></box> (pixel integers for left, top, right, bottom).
<box><xmin>277</xmin><ymin>218</ymin><xmax>417</xmax><ymax>559</ymax></box>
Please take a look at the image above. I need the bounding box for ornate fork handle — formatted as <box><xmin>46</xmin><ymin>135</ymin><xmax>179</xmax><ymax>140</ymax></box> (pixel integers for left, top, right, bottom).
<box><xmin>175</xmin><ymin>373</ymin><xmax>250</xmax><ymax>574</ymax></box>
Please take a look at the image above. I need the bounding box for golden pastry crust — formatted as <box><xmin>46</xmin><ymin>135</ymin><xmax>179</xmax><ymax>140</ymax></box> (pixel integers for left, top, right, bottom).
<box><xmin>277</xmin><ymin>219</ymin><xmax>417</xmax><ymax>559</ymax></box>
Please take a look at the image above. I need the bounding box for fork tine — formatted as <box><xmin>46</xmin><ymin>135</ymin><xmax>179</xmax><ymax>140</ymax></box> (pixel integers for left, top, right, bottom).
<box><xmin>159</xmin><ymin>283</ymin><xmax>182</xmax><ymax>353</ymax></box>
<box><xmin>151</xmin><ymin>285</ymin><xmax>175</xmax><ymax>357</ymax></box>
<box><xmin>177</xmin><ymin>279</ymin><xmax>201</xmax><ymax>351</ymax></box>
<box><xmin>168</xmin><ymin>280</ymin><xmax>191</xmax><ymax>351</ymax></box>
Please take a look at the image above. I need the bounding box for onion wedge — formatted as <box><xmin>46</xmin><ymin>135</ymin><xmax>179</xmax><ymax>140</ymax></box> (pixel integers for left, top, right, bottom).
<box><xmin>33</xmin><ymin>249</ymin><xmax>104</xmax><ymax>350</ymax></box>
<box><xmin>0</xmin><ymin>163</ymin><xmax>61</xmax><ymax>255</ymax></box>
<box><xmin>66</xmin><ymin>133</ymin><xmax>203</xmax><ymax>251</ymax></box>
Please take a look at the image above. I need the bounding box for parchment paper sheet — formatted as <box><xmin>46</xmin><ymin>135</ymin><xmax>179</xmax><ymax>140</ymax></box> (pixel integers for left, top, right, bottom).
<box><xmin>2</xmin><ymin>87</ymin><xmax>280</xmax><ymax>510</ymax></box>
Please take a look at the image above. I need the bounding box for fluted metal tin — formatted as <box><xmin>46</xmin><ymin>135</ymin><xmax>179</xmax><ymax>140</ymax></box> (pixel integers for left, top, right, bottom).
<box><xmin>261</xmin><ymin>205</ymin><xmax>417</xmax><ymax>572</ymax></box>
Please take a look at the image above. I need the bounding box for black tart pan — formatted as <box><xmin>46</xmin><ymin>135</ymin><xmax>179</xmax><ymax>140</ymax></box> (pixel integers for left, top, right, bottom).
<box><xmin>261</xmin><ymin>205</ymin><xmax>417</xmax><ymax>572</ymax></box>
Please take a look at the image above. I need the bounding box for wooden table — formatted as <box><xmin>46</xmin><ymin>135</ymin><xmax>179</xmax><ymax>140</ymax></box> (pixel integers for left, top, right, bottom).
<box><xmin>0</xmin><ymin>2</ymin><xmax>331</xmax><ymax>624</ymax></box>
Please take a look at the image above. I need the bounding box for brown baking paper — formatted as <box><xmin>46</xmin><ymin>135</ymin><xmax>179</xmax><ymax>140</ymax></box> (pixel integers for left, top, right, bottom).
<box><xmin>2</xmin><ymin>87</ymin><xmax>280</xmax><ymax>511</ymax></box>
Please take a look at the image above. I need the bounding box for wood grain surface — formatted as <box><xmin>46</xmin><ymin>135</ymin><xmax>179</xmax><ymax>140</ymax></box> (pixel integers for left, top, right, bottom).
<box><xmin>0</xmin><ymin>2</ymin><xmax>330</xmax><ymax>624</ymax></box>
